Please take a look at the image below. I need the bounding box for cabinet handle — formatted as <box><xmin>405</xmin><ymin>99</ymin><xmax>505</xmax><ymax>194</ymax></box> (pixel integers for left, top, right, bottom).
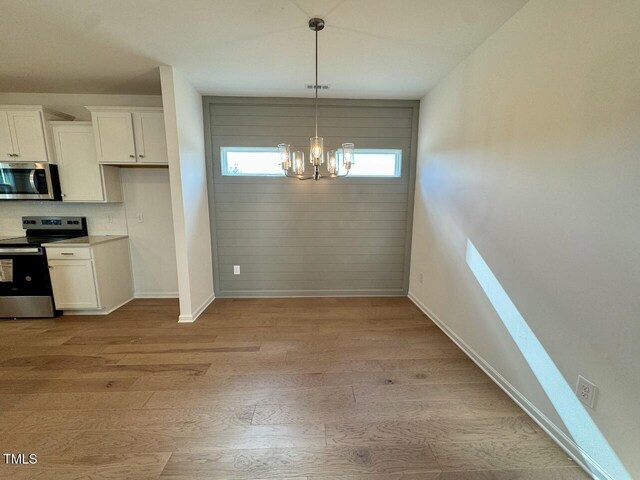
<box><xmin>129</xmin><ymin>154</ymin><xmax>135</xmax><ymax>158</ymax></box>
<box><xmin>13</xmin><ymin>154</ymin><xmax>19</xmax><ymax>157</ymax></box>
<box><xmin>48</xmin><ymin>266</ymin><xmax>53</xmax><ymax>269</ymax></box>
<box><xmin>139</xmin><ymin>155</ymin><xmax>144</xmax><ymax>158</ymax></box>
<box><xmin>61</xmin><ymin>252</ymin><xmax>74</xmax><ymax>256</ymax></box>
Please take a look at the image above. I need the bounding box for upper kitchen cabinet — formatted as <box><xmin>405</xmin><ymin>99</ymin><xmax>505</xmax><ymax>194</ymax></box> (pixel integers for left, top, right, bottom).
<box><xmin>0</xmin><ymin>106</ymin><xmax>73</xmax><ymax>162</ymax></box>
<box><xmin>87</xmin><ymin>107</ymin><xmax>168</xmax><ymax>165</ymax></box>
<box><xmin>50</xmin><ymin>122</ymin><xmax>122</xmax><ymax>203</ymax></box>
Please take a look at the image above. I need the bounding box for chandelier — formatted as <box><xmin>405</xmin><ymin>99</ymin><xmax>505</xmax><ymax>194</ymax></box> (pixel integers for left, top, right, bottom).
<box><xmin>278</xmin><ymin>18</ymin><xmax>354</xmax><ymax>181</ymax></box>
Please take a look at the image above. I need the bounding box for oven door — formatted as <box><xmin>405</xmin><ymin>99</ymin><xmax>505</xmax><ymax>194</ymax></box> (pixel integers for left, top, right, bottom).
<box><xmin>0</xmin><ymin>162</ymin><xmax>61</xmax><ymax>200</ymax></box>
<box><xmin>0</xmin><ymin>247</ymin><xmax>55</xmax><ymax>318</ymax></box>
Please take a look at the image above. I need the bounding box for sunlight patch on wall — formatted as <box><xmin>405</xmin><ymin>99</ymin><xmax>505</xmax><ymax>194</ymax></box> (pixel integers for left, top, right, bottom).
<box><xmin>465</xmin><ymin>239</ymin><xmax>630</xmax><ymax>480</ymax></box>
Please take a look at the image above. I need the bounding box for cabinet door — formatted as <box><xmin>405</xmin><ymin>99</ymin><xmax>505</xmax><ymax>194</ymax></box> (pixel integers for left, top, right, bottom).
<box><xmin>48</xmin><ymin>259</ymin><xmax>100</xmax><ymax>309</ymax></box>
<box><xmin>7</xmin><ymin>110</ymin><xmax>48</xmax><ymax>162</ymax></box>
<box><xmin>52</xmin><ymin>124</ymin><xmax>105</xmax><ymax>202</ymax></box>
<box><xmin>133</xmin><ymin>112</ymin><xmax>168</xmax><ymax>164</ymax></box>
<box><xmin>0</xmin><ymin>112</ymin><xmax>14</xmax><ymax>162</ymax></box>
<box><xmin>92</xmin><ymin>112</ymin><xmax>136</xmax><ymax>164</ymax></box>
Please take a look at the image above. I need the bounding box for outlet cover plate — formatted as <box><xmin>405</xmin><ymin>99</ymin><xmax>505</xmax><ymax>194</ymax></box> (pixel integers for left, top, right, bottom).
<box><xmin>233</xmin><ymin>265</ymin><xmax>240</xmax><ymax>275</ymax></box>
<box><xmin>576</xmin><ymin>375</ymin><xmax>597</xmax><ymax>409</ymax></box>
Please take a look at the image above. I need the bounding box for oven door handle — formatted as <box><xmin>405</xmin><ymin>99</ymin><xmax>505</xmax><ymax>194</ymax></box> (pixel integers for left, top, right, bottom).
<box><xmin>0</xmin><ymin>247</ymin><xmax>41</xmax><ymax>255</ymax></box>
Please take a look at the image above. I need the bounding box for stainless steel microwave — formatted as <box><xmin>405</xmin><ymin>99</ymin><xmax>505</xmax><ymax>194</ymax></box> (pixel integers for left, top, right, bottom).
<box><xmin>0</xmin><ymin>162</ymin><xmax>62</xmax><ymax>200</ymax></box>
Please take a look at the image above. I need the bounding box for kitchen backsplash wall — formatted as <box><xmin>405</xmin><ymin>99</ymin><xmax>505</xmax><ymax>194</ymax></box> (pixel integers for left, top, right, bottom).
<box><xmin>0</xmin><ymin>202</ymin><xmax>128</xmax><ymax>236</ymax></box>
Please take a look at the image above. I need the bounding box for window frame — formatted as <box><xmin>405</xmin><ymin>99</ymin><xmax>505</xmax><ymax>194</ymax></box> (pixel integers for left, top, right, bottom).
<box><xmin>339</xmin><ymin>148</ymin><xmax>402</xmax><ymax>177</ymax></box>
<box><xmin>220</xmin><ymin>146</ymin><xmax>282</xmax><ymax>177</ymax></box>
<box><xmin>219</xmin><ymin>146</ymin><xmax>403</xmax><ymax>178</ymax></box>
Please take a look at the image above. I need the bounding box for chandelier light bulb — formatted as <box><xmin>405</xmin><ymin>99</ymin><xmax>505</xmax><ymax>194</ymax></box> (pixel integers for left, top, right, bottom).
<box><xmin>278</xmin><ymin>143</ymin><xmax>291</xmax><ymax>170</ymax></box>
<box><xmin>292</xmin><ymin>151</ymin><xmax>305</xmax><ymax>175</ymax></box>
<box><xmin>310</xmin><ymin>136</ymin><xmax>324</xmax><ymax>166</ymax></box>
<box><xmin>327</xmin><ymin>150</ymin><xmax>338</xmax><ymax>175</ymax></box>
<box><xmin>342</xmin><ymin>143</ymin><xmax>355</xmax><ymax>170</ymax></box>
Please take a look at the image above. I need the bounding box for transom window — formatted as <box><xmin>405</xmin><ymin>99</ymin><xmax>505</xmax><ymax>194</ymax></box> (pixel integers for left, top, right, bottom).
<box><xmin>221</xmin><ymin>147</ymin><xmax>402</xmax><ymax>177</ymax></box>
<box><xmin>220</xmin><ymin>147</ymin><xmax>282</xmax><ymax>176</ymax></box>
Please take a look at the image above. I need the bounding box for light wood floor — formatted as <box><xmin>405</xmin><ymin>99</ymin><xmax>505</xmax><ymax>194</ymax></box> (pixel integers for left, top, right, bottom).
<box><xmin>0</xmin><ymin>297</ymin><xmax>588</xmax><ymax>479</ymax></box>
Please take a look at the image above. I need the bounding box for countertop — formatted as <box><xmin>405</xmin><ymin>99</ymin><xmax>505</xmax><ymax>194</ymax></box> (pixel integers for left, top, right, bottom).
<box><xmin>42</xmin><ymin>235</ymin><xmax>128</xmax><ymax>248</ymax></box>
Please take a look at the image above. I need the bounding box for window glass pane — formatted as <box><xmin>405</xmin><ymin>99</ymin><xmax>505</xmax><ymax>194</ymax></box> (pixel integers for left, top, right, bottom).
<box><xmin>339</xmin><ymin>149</ymin><xmax>401</xmax><ymax>177</ymax></box>
<box><xmin>221</xmin><ymin>147</ymin><xmax>283</xmax><ymax>176</ymax></box>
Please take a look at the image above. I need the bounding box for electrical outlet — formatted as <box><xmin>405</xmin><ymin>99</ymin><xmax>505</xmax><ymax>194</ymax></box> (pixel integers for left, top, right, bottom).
<box><xmin>137</xmin><ymin>213</ymin><xmax>144</xmax><ymax>223</ymax></box>
<box><xmin>576</xmin><ymin>375</ymin><xmax>597</xmax><ymax>409</ymax></box>
<box><xmin>107</xmin><ymin>215</ymin><xmax>113</xmax><ymax>224</ymax></box>
<box><xmin>233</xmin><ymin>265</ymin><xmax>240</xmax><ymax>275</ymax></box>
<box><xmin>419</xmin><ymin>272</ymin><xmax>424</xmax><ymax>284</ymax></box>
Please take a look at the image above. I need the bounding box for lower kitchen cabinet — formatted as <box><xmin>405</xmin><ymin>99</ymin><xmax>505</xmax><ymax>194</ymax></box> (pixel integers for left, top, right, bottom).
<box><xmin>48</xmin><ymin>259</ymin><xmax>99</xmax><ymax>309</ymax></box>
<box><xmin>45</xmin><ymin>236</ymin><xmax>133</xmax><ymax>315</ymax></box>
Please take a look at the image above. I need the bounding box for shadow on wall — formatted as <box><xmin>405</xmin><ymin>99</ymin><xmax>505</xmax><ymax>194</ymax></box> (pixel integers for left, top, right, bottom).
<box><xmin>465</xmin><ymin>239</ymin><xmax>630</xmax><ymax>480</ymax></box>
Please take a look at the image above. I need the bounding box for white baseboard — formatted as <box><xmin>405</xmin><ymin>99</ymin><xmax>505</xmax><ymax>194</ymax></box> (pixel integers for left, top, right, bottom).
<box><xmin>134</xmin><ymin>292</ymin><xmax>179</xmax><ymax>299</ymax></box>
<box><xmin>62</xmin><ymin>297</ymin><xmax>134</xmax><ymax>316</ymax></box>
<box><xmin>408</xmin><ymin>291</ymin><xmax>611</xmax><ymax>480</ymax></box>
<box><xmin>178</xmin><ymin>292</ymin><xmax>215</xmax><ymax>323</ymax></box>
<box><xmin>217</xmin><ymin>289</ymin><xmax>405</xmax><ymax>298</ymax></box>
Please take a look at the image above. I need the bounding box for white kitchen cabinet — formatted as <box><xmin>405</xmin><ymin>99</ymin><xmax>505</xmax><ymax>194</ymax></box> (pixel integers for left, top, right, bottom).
<box><xmin>48</xmin><ymin>259</ymin><xmax>99</xmax><ymax>309</ymax></box>
<box><xmin>45</xmin><ymin>236</ymin><xmax>133</xmax><ymax>315</ymax></box>
<box><xmin>133</xmin><ymin>111</ymin><xmax>168</xmax><ymax>164</ymax></box>
<box><xmin>87</xmin><ymin>107</ymin><xmax>168</xmax><ymax>165</ymax></box>
<box><xmin>0</xmin><ymin>106</ymin><xmax>73</xmax><ymax>162</ymax></box>
<box><xmin>0</xmin><ymin>111</ymin><xmax>16</xmax><ymax>162</ymax></box>
<box><xmin>50</xmin><ymin>122</ymin><xmax>122</xmax><ymax>203</ymax></box>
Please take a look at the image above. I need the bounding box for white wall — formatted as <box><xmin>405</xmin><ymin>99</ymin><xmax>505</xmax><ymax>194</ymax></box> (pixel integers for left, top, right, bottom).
<box><xmin>121</xmin><ymin>168</ymin><xmax>178</xmax><ymax>298</ymax></box>
<box><xmin>410</xmin><ymin>1</ymin><xmax>639</xmax><ymax>479</ymax></box>
<box><xmin>160</xmin><ymin>66</ymin><xmax>214</xmax><ymax>321</ymax></box>
<box><xmin>0</xmin><ymin>91</ymin><xmax>178</xmax><ymax>298</ymax></box>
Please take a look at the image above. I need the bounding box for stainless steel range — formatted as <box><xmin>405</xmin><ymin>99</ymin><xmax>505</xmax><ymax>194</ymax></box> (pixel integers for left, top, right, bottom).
<box><xmin>0</xmin><ymin>216</ymin><xmax>87</xmax><ymax>318</ymax></box>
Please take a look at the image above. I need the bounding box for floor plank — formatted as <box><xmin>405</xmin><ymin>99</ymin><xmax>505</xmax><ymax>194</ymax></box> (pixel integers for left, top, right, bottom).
<box><xmin>16</xmin><ymin>406</ymin><xmax>256</xmax><ymax>433</ymax></box>
<box><xmin>430</xmin><ymin>438</ymin><xmax>575</xmax><ymax>471</ymax></box>
<box><xmin>21</xmin><ymin>362</ymin><xmax>211</xmax><ymax>379</ymax></box>
<box><xmin>252</xmin><ymin>399</ymin><xmax>477</xmax><ymax>425</ymax></box>
<box><xmin>0</xmin><ymin>378</ymin><xmax>137</xmax><ymax>394</ymax></box>
<box><xmin>1</xmin><ymin>453</ymin><xmax>171</xmax><ymax>480</ymax></box>
<box><xmin>325</xmin><ymin>416</ymin><xmax>541</xmax><ymax>446</ymax></box>
<box><xmin>145</xmin><ymin>385</ymin><xmax>355</xmax><ymax>409</ymax></box>
<box><xmin>4</xmin><ymin>391</ymin><xmax>153</xmax><ymax>411</ymax></box>
<box><xmin>220</xmin><ymin>367</ymin><xmax>490</xmax><ymax>391</ymax></box>
<box><xmin>308</xmin><ymin>468</ymin><xmax>587</xmax><ymax>479</ymax></box>
<box><xmin>160</xmin><ymin>446</ymin><xmax>440</xmax><ymax>479</ymax></box>
<box><xmin>68</xmin><ymin>424</ymin><xmax>326</xmax><ymax>454</ymax></box>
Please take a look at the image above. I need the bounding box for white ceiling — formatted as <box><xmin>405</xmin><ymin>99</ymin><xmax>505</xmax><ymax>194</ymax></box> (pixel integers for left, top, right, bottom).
<box><xmin>0</xmin><ymin>0</ymin><xmax>529</xmax><ymax>99</ymax></box>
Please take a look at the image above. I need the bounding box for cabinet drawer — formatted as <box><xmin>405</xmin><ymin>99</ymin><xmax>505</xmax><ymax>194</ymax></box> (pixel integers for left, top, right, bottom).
<box><xmin>46</xmin><ymin>248</ymin><xmax>92</xmax><ymax>260</ymax></box>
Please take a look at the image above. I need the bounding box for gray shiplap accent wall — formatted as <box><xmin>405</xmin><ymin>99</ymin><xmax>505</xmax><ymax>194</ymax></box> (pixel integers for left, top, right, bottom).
<box><xmin>203</xmin><ymin>96</ymin><xmax>419</xmax><ymax>297</ymax></box>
